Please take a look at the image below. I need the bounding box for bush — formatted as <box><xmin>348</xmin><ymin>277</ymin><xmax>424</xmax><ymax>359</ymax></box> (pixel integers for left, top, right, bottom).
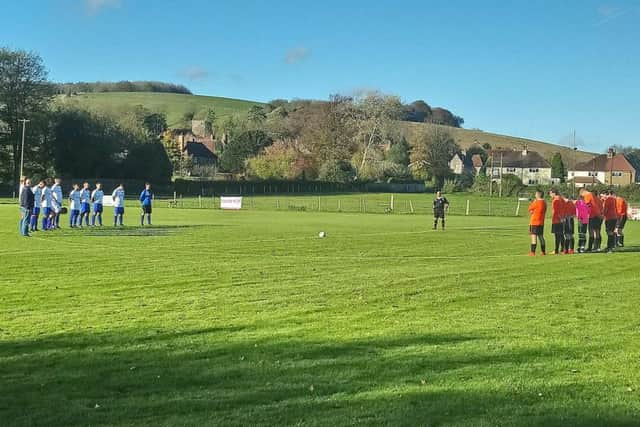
<box><xmin>318</xmin><ymin>160</ymin><xmax>356</xmax><ymax>183</ymax></box>
<box><xmin>441</xmin><ymin>179</ymin><xmax>457</xmax><ymax>194</ymax></box>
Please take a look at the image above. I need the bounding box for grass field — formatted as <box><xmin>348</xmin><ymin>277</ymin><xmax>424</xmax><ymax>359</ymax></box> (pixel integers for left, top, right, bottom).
<box><xmin>57</xmin><ymin>92</ymin><xmax>263</xmax><ymax>127</ymax></box>
<box><xmin>2</xmin><ymin>204</ymin><xmax>640</xmax><ymax>426</ymax></box>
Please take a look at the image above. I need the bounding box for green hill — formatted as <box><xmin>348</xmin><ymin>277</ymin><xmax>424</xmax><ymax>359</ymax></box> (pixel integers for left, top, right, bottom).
<box><xmin>57</xmin><ymin>92</ymin><xmax>263</xmax><ymax>128</ymax></box>
<box><xmin>60</xmin><ymin>92</ymin><xmax>596</xmax><ymax>166</ymax></box>
<box><xmin>401</xmin><ymin>122</ymin><xmax>596</xmax><ymax>168</ymax></box>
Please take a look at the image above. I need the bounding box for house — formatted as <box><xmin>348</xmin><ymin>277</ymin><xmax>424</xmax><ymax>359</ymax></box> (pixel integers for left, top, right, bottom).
<box><xmin>449</xmin><ymin>151</ymin><xmax>476</xmax><ymax>175</ymax></box>
<box><xmin>486</xmin><ymin>148</ymin><xmax>552</xmax><ymax>185</ymax></box>
<box><xmin>183</xmin><ymin>141</ymin><xmax>217</xmax><ymax>166</ymax></box>
<box><xmin>164</xmin><ymin>120</ymin><xmax>219</xmax><ymax>176</ymax></box>
<box><xmin>568</xmin><ymin>149</ymin><xmax>638</xmax><ymax>187</ymax></box>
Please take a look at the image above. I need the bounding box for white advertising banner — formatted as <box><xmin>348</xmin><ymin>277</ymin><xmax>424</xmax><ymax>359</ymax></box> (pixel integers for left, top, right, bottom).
<box><xmin>628</xmin><ymin>206</ymin><xmax>640</xmax><ymax>221</ymax></box>
<box><xmin>102</xmin><ymin>195</ymin><xmax>114</xmax><ymax>207</ymax></box>
<box><xmin>220</xmin><ymin>196</ymin><xmax>243</xmax><ymax>210</ymax></box>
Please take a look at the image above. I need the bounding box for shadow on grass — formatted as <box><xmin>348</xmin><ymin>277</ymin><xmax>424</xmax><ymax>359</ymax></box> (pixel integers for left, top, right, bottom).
<box><xmin>31</xmin><ymin>224</ymin><xmax>220</xmax><ymax>238</ymax></box>
<box><xmin>0</xmin><ymin>329</ymin><xmax>636</xmax><ymax>426</ymax></box>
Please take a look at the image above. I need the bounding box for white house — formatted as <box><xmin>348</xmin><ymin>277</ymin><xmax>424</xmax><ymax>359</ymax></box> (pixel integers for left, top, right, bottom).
<box><xmin>486</xmin><ymin>148</ymin><xmax>553</xmax><ymax>185</ymax></box>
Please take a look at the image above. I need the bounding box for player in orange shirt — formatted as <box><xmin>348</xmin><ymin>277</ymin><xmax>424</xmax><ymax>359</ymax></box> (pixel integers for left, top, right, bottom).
<box><xmin>579</xmin><ymin>188</ymin><xmax>602</xmax><ymax>252</ymax></box>
<box><xmin>528</xmin><ymin>190</ymin><xmax>547</xmax><ymax>256</ymax></box>
<box><xmin>601</xmin><ymin>190</ymin><xmax>618</xmax><ymax>253</ymax></box>
<box><xmin>562</xmin><ymin>196</ymin><xmax>575</xmax><ymax>254</ymax></box>
<box><xmin>549</xmin><ymin>189</ymin><xmax>565</xmax><ymax>254</ymax></box>
<box><xmin>610</xmin><ymin>189</ymin><xmax>628</xmax><ymax>247</ymax></box>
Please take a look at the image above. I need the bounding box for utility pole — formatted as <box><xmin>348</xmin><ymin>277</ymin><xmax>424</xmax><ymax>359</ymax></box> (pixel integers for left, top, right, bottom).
<box><xmin>572</xmin><ymin>130</ymin><xmax>577</xmax><ymax>198</ymax></box>
<box><xmin>18</xmin><ymin>119</ymin><xmax>30</xmax><ymax>180</ymax></box>
<box><xmin>498</xmin><ymin>152</ymin><xmax>503</xmax><ymax>197</ymax></box>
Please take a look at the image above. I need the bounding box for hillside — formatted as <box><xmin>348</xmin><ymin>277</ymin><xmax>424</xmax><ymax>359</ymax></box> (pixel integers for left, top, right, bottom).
<box><xmin>56</xmin><ymin>92</ymin><xmax>263</xmax><ymax>128</ymax></box>
<box><xmin>401</xmin><ymin>122</ymin><xmax>596</xmax><ymax>168</ymax></box>
<box><xmin>60</xmin><ymin>92</ymin><xmax>596</xmax><ymax>166</ymax></box>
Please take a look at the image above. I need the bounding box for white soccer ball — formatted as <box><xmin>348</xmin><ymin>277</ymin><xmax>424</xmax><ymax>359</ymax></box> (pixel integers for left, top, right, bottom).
<box><xmin>318</xmin><ymin>231</ymin><xmax>326</xmax><ymax>238</ymax></box>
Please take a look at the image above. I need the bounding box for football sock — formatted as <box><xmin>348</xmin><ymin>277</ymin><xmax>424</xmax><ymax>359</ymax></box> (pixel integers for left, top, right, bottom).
<box><xmin>531</xmin><ymin>244</ymin><xmax>536</xmax><ymax>253</ymax></box>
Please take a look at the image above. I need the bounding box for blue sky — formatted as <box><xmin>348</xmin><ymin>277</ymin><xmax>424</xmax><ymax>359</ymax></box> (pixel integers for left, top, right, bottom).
<box><xmin>2</xmin><ymin>0</ymin><xmax>639</xmax><ymax>152</ymax></box>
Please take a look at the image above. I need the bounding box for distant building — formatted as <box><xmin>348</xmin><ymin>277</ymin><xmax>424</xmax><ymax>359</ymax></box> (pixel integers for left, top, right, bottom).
<box><xmin>471</xmin><ymin>154</ymin><xmax>484</xmax><ymax>174</ymax></box>
<box><xmin>183</xmin><ymin>141</ymin><xmax>217</xmax><ymax>166</ymax></box>
<box><xmin>486</xmin><ymin>148</ymin><xmax>552</xmax><ymax>185</ymax></box>
<box><xmin>164</xmin><ymin>120</ymin><xmax>219</xmax><ymax>176</ymax></box>
<box><xmin>568</xmin><ymin>149</ymin><xmax>638</xmax><ymax>187</ymax></box>
<box><xmin>449</xmin><ymin>151</ymin><xmax>476</xmax><ymax>175</ymax></box>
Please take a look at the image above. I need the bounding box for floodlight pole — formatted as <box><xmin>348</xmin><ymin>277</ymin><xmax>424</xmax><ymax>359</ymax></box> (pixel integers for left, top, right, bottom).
<box><xmin>18</xmin><ymin>119</ymin><xmax>30</xmax><ymax>180</ymax></box>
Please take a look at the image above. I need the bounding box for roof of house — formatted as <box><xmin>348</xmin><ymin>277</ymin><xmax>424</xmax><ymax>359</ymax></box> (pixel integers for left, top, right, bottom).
<box><xmin>488</xmin><ymin>149</ymin><xmax>550</xmax><ymax>168</ymax></box>
<box><xmin>568</xmin><ymin>176</ymin><xmax>603</xmax><ymax>184</ymax></box>
<box><xmin>183</xmin><ymin>142</ymin><xmax>217</xmax><ymax>160</ymax></box>
<box><xmin>573</xmin><ymin>153</ymin><xmax>636</xmax><ymax>172</ymax></box>
<box><xmin>471</xmin><ymin>154</ymin><xmax>483</xmax><ymax>168</ymax></box>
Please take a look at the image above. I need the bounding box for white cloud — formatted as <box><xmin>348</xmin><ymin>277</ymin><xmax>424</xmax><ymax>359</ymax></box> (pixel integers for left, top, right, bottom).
<box><xmin>178</xmin><ymin>66</ymin><xmax>210</xmax><ymax>82</ymax></box>
<box><xmin>595</xmin><ymin>4</ymin><xmax>628</xmax><ymax>26</ymax></box>
<box><xmin>85</xmin><ymin>0</ymin><xmax>121</xmax><ymax>16</ymax></box>
<box><xmin>284</xmin><ymin>47</ymin><xmax>311</xmax><ymax>64</ymax></box>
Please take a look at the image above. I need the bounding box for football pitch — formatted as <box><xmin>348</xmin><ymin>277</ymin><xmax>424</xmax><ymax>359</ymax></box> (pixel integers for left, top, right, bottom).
<box><xmin>1</xmin><ymin>204</ymin><xmax>640</xmax><ymax>426</ymax></box>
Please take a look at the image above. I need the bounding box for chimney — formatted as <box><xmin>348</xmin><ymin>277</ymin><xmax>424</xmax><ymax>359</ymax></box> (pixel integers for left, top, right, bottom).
<box><xmin>522</xmin><ymin>145</ymin><xmax>528</xmax><ymax>156</ymax></box>
<box><xmin>607</xmin><ymin>148</ymin><xmax>615</xmax><ymax>159</ymax></box>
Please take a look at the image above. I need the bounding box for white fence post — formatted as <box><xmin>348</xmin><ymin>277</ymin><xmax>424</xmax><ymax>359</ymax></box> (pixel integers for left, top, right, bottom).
<box><xmin>466</xmin><ymin>200</ymin><xmax>470</xmax><ymax>216</ymax></box>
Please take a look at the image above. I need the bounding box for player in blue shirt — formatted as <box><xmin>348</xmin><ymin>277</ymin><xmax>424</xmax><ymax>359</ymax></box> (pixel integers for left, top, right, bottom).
<box><xmin>91</xmin><ymin>182</ymin><xmax>105</xmax><ymax>227</ymax></box>
<box><xmin>139</xmin><ymin>183</ymin><xmax>153</xmax><ymax>226</ymax></box>
<box><xmin>79</xmin><ymin>182</ymin><xmax>92</xmax><ymax>228</ymax></box>
<box><xmin>30</xmin><ymin>181</ymin><xmax>43</xmax><ymax>232</ymax></box>
<box><xmin>69</xmin><ymin>184</ymin><xmax>82</xmax><ymax>228</ymax></box>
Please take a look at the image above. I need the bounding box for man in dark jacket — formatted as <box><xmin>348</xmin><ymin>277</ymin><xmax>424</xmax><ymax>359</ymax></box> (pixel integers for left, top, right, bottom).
<box><xmin>19</xmin><ymin>178</ymin><xmax>35</xmax><ymax>237</ymax></box>
<box><xmin>433</xmin><ymin>191</ymin><xmax>450</xmax><ymax>230</ymax></box>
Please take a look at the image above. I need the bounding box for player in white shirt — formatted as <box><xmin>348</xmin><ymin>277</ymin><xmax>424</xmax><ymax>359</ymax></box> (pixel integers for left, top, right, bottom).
<box><xmin>69</xmin><ymin>184</ymin><xmax>82</xmax><ymax>228</ymax></box>
<box><xmin>30</xmin><ymin>181</ymin><xmax>43</xmax><ymax>232</ymax></box>
<box><xmin>91</xmin><ymin>182</ymin><xmax>105</xmax><ymax>227</ymax></box>
<box><xmin>79</xmin><ymin>182</ymin><xmax>92</xmax><ymax>228</ymax></box>
<box><xmin>51</xmin><ymin>178</ymin><xmax>64</xmax><ymax>229</ymax></box>
<box><xmin>112</xmin><ymin>184</ymin><xmax>125</xmax><ymax>226</ymax></box>
<box><xmin>41</xmin><ymin>179</ymin><xmax>54</xmax><ymax>230</ymax></box>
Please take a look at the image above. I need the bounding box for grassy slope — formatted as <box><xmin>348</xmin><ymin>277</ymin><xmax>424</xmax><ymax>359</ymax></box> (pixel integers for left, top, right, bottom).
<box><xmin>57</xmin><ymin>92</ymin><xmax>263</xmax><ymax>127</ymax></box>
<box><xmin>401</xmin><ymin>122</ymin><xmax>596</xmax><ymax>167</ymax></box>
<box><xmin>2</xmin><ymin>203</ymin><xmax>640</xmax><ymax>426</ymax></box>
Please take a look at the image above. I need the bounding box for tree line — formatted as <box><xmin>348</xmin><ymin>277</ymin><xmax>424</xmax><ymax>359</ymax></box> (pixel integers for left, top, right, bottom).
<box><xmin>55</xmin><ymin>81</ymin><xmax>192</xmax><ymax>95</ymax></box>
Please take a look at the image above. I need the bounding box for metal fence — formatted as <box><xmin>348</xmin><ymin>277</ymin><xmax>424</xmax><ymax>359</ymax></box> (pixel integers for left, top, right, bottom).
<box><xmin>153</xmin><ymin>194</ymin><xmax>527</xmax><ymax>217</ymax></box>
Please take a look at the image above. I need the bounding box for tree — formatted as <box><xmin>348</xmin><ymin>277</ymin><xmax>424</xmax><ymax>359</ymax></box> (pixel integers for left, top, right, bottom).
<box><xmin>386</xmin><ymin>136</ymin><xmax>410</xmax><ymax>166</ymax></box>
<box><xmin>428</xmin><ymin>108</ymin><xmax>464</xmax><ymax>127</ymax></box>
<box><xmin>403</xmin><ymin>100</ymin><xmax>432</xmax><ymax>122</ymax></box>
<box><xmin>247</xmin><ymin>105</ymin><xmax>267</xmax><ymax>125</ymax></box>
<box><xmin>318</xmin><ymin>159</ymin><xmax>356</xmax><ymax>183</ymax></box>
<box><xmin>348</xmin><ymin>92</ymin><xmax>404</xmax><ymax>177</ymax></box>
<box><xmin>410</xmin><ymin>127</ymin><xmax>460</xmax><ymax>187</ymax></box>
<box><xmin>550</xmin><ymin>152</ymin><xmax>566</xmax><ymax>182</ymax></box>
<box><xmin>246</xmin><ymin>141</ymin><xmax>314</xmax><ymax>180</ymax></box>
<box><xmin>49</xmin><ymin>107</ymin><xmax>127</xmax><ymax>178</ymax></box>
<box><xmin>124</xmin><ymin>142</ymin><xmax>172</xmax><ymax>182</ymax></box>
<box><xmin>141</xmin><ymin>112</ymin><xmax>167</xmax><ymax>138</ymax></box>
<box><xmin>218</xmin><ymin>130</ymin><xmax>272</xmax><ymax>173</ymax></box>
<box><xmin>0</xmin><ymin>48</ymin><xmax>54</xmax><ymax>184</ymax></box>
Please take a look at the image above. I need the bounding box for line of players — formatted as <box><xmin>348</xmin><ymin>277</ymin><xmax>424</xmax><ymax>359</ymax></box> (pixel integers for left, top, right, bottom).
<box><xmin>20</xmin><ymin>178</ymin><xmax>153</xmax><ymax>234</ymax></box>
<box><xmin>528</xmin><ymin>188</ymin><xmax>628</xmax><ymax>256</ymax></box>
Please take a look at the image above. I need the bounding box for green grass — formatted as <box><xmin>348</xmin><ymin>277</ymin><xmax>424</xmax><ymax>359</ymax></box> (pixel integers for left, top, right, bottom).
<box><xmin>160</xmin><ymin>193</ymin><xmax>529</xmax><ymax>217</ymax></box>
<box><xmin>2</xmin><ymin>204</ymin><xmax>640</xmax><ymax>426</ymax></box>
<box><xmin>57</xmin><ymin>92</ymin><xmax>263</xmax><ymax>127</ymax></box>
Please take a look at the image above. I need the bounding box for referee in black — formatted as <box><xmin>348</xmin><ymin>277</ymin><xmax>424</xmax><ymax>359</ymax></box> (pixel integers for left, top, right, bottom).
<box><xmin>433</xmin><ymin>191</ymin><xmax>450</xmax><ymax>230</ymax></box>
